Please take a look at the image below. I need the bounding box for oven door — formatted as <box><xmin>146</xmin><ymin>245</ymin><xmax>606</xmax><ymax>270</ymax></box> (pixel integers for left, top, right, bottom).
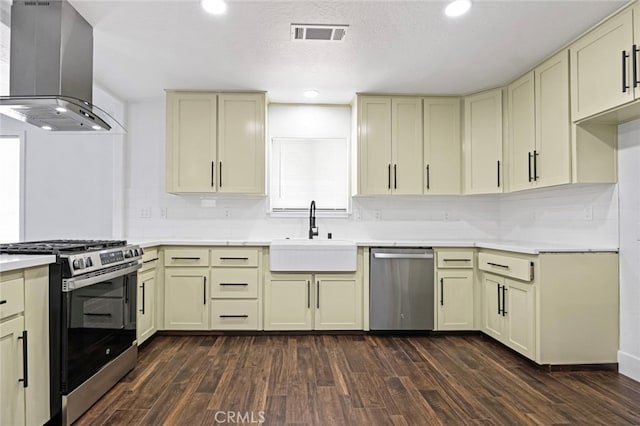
<box><xmin>61</xmin><ymin>262</ymin><xmax>140</xmax><ymax>393</ymax></box>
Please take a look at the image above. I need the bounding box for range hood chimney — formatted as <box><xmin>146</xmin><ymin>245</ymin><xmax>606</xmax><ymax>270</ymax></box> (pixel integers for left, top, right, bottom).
<box><xmin>0</xmin><ymin>0</ymin><xmax>124</xmax><ymax>133</ymax></box>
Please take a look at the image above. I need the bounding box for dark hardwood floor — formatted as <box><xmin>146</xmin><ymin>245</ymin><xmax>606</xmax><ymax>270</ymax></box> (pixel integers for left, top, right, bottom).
<box><xmin>76</xmin><ymin>334</ymin><xmax>640</xmax><ymax>425</ymax></box>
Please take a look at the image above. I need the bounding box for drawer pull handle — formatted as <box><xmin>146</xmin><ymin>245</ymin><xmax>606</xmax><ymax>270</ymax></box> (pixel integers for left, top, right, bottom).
<box><xmin>220</xmin><ymin>283</ymin><xmax>249</xmax><ymax>286</ymax></box>
<box><xmin>220</xmin><ymin>315</ymin><xmax>249</xmax><ymax>318</ymax></box>
<box><xmin>17</xmin><ymin>331</ymin><xmax>28</xmax><ymax>388</ymax></box>
<box><xmin>143</xmin><ymin>258</ymin><xmax>159</xmax><ymax>264</ymax></box>
<box><xmin>443</xmin><ymin>259</ymin><xmax>471</xmax><ymax>262</ymax></box>
<box><xmin>502</xmin><ymin>286</ymin><xmax>508</xmax><ymax>316</ymax></box>
<box><xmin>203</xmin><ymin>276</ymin><xmax>207</xmax><ymax>304</ymax></box>
<box><xmin>0</xmin><ymin>300</ymin><xmax>7</xmax><ymax>305</ymax></box>
<box><xmin>487</xmin><ymin>262</ymin><xmax>509</xmax><ymax>269</ymax></box>
<box><xmin>84</xmin><ymin>313</ymin><xmax>112</xmax><ymax>317</ymax></box>
<box><xmin>171</xmin><ymin>257</ymin><xmax>201</xmax><ymax>260</ymax></box>
<box><xmin>219</xmin><ymin>257</ymin><xmax>249</xmax><ymax>261</ymax></box>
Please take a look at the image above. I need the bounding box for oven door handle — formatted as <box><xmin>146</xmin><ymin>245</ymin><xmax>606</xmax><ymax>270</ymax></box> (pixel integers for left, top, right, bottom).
<box><xmin>63</xmin><ymin>263</ymin><xmax>142</xmax><ymax>291</ymax></box>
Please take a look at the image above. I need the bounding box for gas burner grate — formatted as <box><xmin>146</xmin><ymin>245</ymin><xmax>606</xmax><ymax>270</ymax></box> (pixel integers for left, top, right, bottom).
<box><xmin>0</xmin><ymin>239</ymin><xmax>127</xmax><ymax>255</ymax></box>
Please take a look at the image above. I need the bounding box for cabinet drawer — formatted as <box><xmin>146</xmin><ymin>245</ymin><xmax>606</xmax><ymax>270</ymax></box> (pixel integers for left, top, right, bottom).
<box><xmin>478</xmin><ymin>252</ymin><xmax>533</xmax><ymax>282</ymax></box>
<box><xmin>437</xmin><ymin>250</ymin><xmax>474</xmax><ymax>268</ymax></box>
<box><xmin>165</xmin><ymin>248</ymin><xmax>209</xmax><ymax>267</ymax></box>
<box><xmin>211</xmin><ymin>269</ymin><xmax>258</xmax><ymax>298</ymax></box>
<box><xmin>140</xmin><ymin>248</ymin><xmax>159</xmax><ymax>272</ymax></box>
<box><xmin>211</xmin><ymin>248</ymin><xmax>259</xmax><ymax>267</ymax></box>
<box><xmin>0</xmin><ymin>278</ymin><xmax>25</xmax><ymax>320</ymax></box>
<box><xmin>210</xmin><ymin>299</ymin><xmax>258</xmax><ymax>330</ymax></box>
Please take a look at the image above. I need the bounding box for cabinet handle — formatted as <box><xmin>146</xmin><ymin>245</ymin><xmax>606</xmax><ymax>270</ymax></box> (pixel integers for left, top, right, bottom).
<box><xmin>502</xmin><ymin>286</ymin><xmax>508</xmax><ymax>316</ymax></box>
<box><xmin>171</xmin><ymin>257</ymin><xmax>200</xmax><ymax>261</ymax></box>
<box><xmin>387</xmin><ymin>164</ymin><xmax>391</xmax><ymax>190</ymax></box>
<box><xmin>528</xmin><ymin>152</ymin><xmax>533</xmax><ymax>182</ymax></box>
<box><xmin>211</xmin><ymin>161</ymin><xmax>215</xmax><ymax>187</ymax></box>
<box><xmin>143</xmin><ymin>258</ymin><xmax>159</xmax><ymax>264</ymax></box>
<box><xmin>634</xmin><ymin>45</ymin><xmax>640</xmax><ymax>88</ymax></box>
<box><xmin>84</xmin><ymin>313</ymin><xmax>112</xmax><ymax>317</ymax></box>
<box><xmin>0</xmin><ymin>299</ymin><xmax>7</xmax><ymax>305</ymax></box>
<box><xmin>533</xmin><ymin>150</ymin><xmax>539</xmax><ymax>181</ymax></box>
<box><xmin>307</xmin><ymin>280</ymin><xmax>310</xmax><ymax>308</ymax></box>
<box><xmin>623</xmin><ymin>50</ymin><xmax>630</xmax><ymax>93</ymax></box>
<box><xmin>426</xmin><ymin>165</ymin><xmax>430</xmax><ymax>190</ymax></box>
<box><xmin>497</xmin><ymin>284</ymin><xmax>502</xmax><ymax>315</ymax></box>
<box><xmin>394</xmin><ymin>164</ymin><xmax>397</xmax><ymax>189</ymax></box>
<box><xmin>219</xmin><ymin>161</ymin><xmax>223</xmax><ymax>187</ymax></box>
<box><xmin>140</xmin><ymin>282</ymin><xmax>145</xmax><ymax>314</ymax></box>
<box><xmin>497</xmin><ymin>160</ymin><xmax>501</xmax><ymax>187</ymax></box>
<box><xmin>203</xmin><ymin>276</ymin><xmax>207</xmax><ymax>305</ymax></box>
<box><xmin>443</xmin><ymin>259</ymin><xmax>471</xmax><ymax>262</ymax></box>
<box><xmin>219</xmin><ymin>257</ymin><xmax>249</xmax><ymax>261</ymax></box>
<box><xmin>219</xmin><ymin>315</ymin><xmax>249</xmax><ymax>318</ymax></box>
<box><xmin>440</xmin><ymin>278</ymin><xmax>444</xmax><ymax>306</ymax></box>
<box><xmin>219</xmin><ymin>283</ymin><xmax>248</xmax><ymax>286</ymax></box>
<box><xmin>487</xmin><ymin>262</ymin><xmax>509</xmax><ymax>269</ymax></box>
<box><xmin>17</xmin><ymin>330</ymin><xmax>28</xmax><ymax>388</ymax></box>
<box><xmin>317</xmin><ymin>281</ymin><xmax>320</xmax><ymax>309</ymax></box>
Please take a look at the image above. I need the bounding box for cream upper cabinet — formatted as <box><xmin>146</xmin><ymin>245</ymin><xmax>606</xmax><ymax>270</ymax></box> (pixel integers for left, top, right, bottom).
<box><xmin>423</xmin><ymin>98</ymin><xmax>461</xmax><ymax>194</ymax></box>
<box><xmin>314</xmin><ymin>274</ymin><xmax>363</xmax><ymax>330</ymax></box>
<box><xmin>358</xmin><ymin>96</ymin><xmax>423</xmax><ymax>195</ymax></box>
<box><xmin>463</xmin><ymin>89</ymin><xmax>503</xmax><ymax>194</ymax></box>
<box><xmin>570</xmin><ymin>8</ymin><xmax>635</xmax><ymax>121</ymax></box>
<box><xmin>166</xmin><ymin>91</ymin><xmax>265</xmax><ymax>194</ymax></box>
<box><xmin>166</xmin><ymin>92</ymin><xmax>217</xmax><ymax>192</ymax></box>
<box><xmin>217</xmin><ymin>93</ymin><xmax>265</xmax><ymax>194</ymax></box>
<box><xmin>507</xmin><ymin>71</ymin><xmax>536</xmax><ymax>192</ymax></box>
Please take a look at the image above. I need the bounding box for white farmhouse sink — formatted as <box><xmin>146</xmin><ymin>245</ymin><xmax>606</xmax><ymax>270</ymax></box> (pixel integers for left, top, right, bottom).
<box><xmin>269</xmin><ymin>239</ymin><xmax>357</xmax><ymax>272</ymax></box>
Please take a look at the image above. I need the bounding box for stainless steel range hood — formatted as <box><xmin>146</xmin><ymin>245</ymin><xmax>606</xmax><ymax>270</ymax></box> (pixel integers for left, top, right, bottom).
<box><xmin>0</xmin><ymin>0</ymin><xmax>124</xmax><ymax>133</ymax></box>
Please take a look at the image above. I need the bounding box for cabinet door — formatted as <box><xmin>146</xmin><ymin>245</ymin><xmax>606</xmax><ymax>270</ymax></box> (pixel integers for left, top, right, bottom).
<box><xmin>314</xmin><ymin>275</ymin><xmax>363</xmax><ymax>330</ymax></box>
<box><xmin>508</xmin><ymin>72</ymin><xmax>536</xmax><ymax>192</ymax></box>
<box><xmin>423</xmin><ymin>98</ymin><xmax>461</xmax><ymax>194</ymax></box>
<box><xmin>165</xmin><ymin>92</ymin><xmax>217</xmax><ymax>193</ymax></box>
<box><xmin>358</xmin><ymin>96</ymin><xmax>392</xmax><ymax>195</ymax></box>
<box><xmin>217</xmin><ymin>93</ymin><xmax>265</xmax><ymax>194</ymax></box>
<box><xmin>1</xmin><ymin>316</ymin><xmax>25</xmax><ymax>426</ymax></box>
<box><xmin>436</xmin><ymin>270</ymin><xmax>474</xmax><ymax>331</ymax></box>
<box><xmin>164</xmin><ymin>268</ymin><xmax>209</xmax><ymax>330</ymax></box>
<box><xmin>504</xmin><ymin>279</ymin><xmax>536</xmax><ymax>360</ymax></box>
<box><xmin>570</xmin><ymin>9</ymin><xmax>634</xmax><ymax>121</ymax></box>
<box><xmin>464</xmin><ymin>89</ymin><xmax>503</xmax><ymax>194</ymax></box>
<box><xmin>482</xmin><ymin>274</ymin><xmax>505</xmax><ymax>341</ymax></box>
<box><xmin>137</xmin><ymin>269</ymin><xmax>156</xmax><ymax>344</ymax></box>
<box><xmin>391</xmin><ymin>97</ymin><xmax>423</xmax><ymax>195</ymax></box>
<box><xmin>264</xmin><ymin>276</ymin><xmax>312</xmax><ymax>330</ymax></box>
<box><xmin>535</xmin><ymin>50</ymin><xmax>571</xmax><ymax>188</ymax></box>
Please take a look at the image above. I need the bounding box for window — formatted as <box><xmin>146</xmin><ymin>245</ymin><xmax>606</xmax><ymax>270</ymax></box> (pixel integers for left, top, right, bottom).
<box><xmin>270</xmin><ymin>137</ymin><xmax>349</xmax><ymax>211</ymax></box>
<box><xmin>268</xmin><ymin>104</ymin><xmax>351</xmax><ymax>213</ymax></box>
<box><xmin>0</xmin><ymin>136</ymin><xmax>23</xmax><ymax>242</ymax></box>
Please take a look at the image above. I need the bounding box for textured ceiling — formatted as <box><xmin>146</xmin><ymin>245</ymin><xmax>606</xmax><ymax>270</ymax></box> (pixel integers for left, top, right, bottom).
<box><xmin>66</xmin><ymin>0</ymin><xmax>628</xmax><ymax>104</ymax></box>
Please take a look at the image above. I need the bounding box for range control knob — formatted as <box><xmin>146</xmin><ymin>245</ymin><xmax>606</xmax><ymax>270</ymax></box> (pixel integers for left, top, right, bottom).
<box><xmin>72</xmin><ymin>258</ymin><xmax>85</xmax><ymax>270</ymax></box>
<box><xmin>85</xmin><ymin>257</ymin><xmax>93</xmax><ymax>268</ymax></box>
<box><xmin>139</xmin><ymin>247</ymin><xmax>144</xmax><ymax>255</ymax></box>
<box><xmin>133</xmin><ymin>248</ymin><xmax>139</xmax><ymax>257</ymax></box>
<box><xmin>124</xmin><ymin>249</ymin><xmax>133</xmax><ymax>258</ymax></box>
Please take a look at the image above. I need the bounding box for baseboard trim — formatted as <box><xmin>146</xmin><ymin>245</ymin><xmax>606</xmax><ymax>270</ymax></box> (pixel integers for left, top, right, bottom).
<box><xmin>618</xmin><ymin>350</ymin><xmax>640</xmax><ymax>383</ymax></box>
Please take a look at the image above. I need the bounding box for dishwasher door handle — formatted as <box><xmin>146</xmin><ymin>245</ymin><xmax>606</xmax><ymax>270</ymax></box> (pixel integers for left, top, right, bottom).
<box><xmin>373</xmin><ymin>253</ymin><xmax>433</xmax><ymax>259</ymax></box>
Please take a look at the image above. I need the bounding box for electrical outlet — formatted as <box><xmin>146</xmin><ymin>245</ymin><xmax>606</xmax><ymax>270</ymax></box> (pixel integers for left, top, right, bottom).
<box><xmin>139</xmin><ymin>208</ymin><xmax>151</xmax><ymax>218</ymax></box>
<box><xmin>444</xmin><ymin>211</ymin><xmax>451</xmax><ymax>221</ymax></box>
<box><xmin>160</xmin><ymin>208</ymin><xmax>167</xmax><ymax>218</ymax></box>
<box><xmin>583</xmin><ymin>207</ymin><xmax>593</xmax><ymax>221</ymax></box>
<box><xmin>374</xmin><ymin>210</ymin><xmax>382</xmax><ymax>220</ymax></box>
<box><xmin>224</xmin><ymin>209</ymin><xmax>231</xmax><ymax>218</ymax></box>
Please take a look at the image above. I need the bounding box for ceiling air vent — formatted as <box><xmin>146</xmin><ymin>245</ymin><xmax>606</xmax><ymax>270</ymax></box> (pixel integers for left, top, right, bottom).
<box><xmin>291</xmin><ymin>24</ymin><xmax>349</xmax><ymax>42</ymax></box>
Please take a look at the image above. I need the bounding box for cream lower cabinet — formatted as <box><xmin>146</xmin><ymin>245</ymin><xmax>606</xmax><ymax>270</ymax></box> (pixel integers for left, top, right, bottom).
<box><xmin>137</xmin><ymin>269</ymin><xmax>157</xmax><ymax>344</ymax></box>
<box><xmin>164</xmin><ymin>267</ymin><xmax>209</xmax><ymax>330</ymax></box>
<box><xmin>1</xmin><ymin>266</ymin><xmax>50</xmax><ymax>426</ymax></box>
<box><xmin>435</xmin><ymin>248</ymin><xmax>475</xmax><ymax>331</ymax></box>
<box><xmin>264</xmin><ymin>273</ymin><xmax>363</xmax><ymax>331</ymax></box>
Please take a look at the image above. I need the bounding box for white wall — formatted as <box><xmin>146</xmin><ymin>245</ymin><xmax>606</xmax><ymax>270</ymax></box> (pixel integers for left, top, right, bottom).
<box><xmin>125</xmin><ymin>100</ymin><xmax>500</xmax><ymax>241</ymax></box>
<box><xmin>618</xmin><ymin>119</ymin><xmax>640</xmax><ymax>382</ymax></box>
<box><xmin>0</xmin><ymin>86</ymin><xmax>125</xmax><ymax>241</ymax></box>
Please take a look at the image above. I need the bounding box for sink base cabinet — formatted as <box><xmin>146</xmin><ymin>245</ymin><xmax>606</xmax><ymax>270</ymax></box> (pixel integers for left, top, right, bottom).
<box><xmin>264</xmin><ymin>275</ymin><xmax>313</xmax><ymax>330</ymax></box>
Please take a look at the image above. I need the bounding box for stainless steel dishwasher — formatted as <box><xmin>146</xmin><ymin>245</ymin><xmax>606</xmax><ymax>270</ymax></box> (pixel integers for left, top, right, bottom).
<box><xmin>369</xmin><ymin>247</ymin><xmax>434</xmax><ymax>331</ymax></box>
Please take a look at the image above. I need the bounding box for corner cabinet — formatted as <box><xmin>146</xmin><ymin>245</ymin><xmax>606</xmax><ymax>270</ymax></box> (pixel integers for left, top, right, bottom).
<box><xmin>463</xmin><ymin>89</ymin><xmax>503</xmax><ymax>194</ymax></box>
<box><xmin>165</xmin><ymin>91</ymin><xmax>265</xmax><ymax>194</ymax></box>
<box><xmin>357</xmin><ymin>96</ymin><xmax>423</xmax><ymax>195</ymax></box>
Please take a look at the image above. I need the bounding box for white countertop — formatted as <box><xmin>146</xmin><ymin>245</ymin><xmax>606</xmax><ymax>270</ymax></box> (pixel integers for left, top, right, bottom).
<box><xmin>0</xmin><ymin>254</ymin><xmax>56</xmax><ymax>273</ymax></box>
<box><xmin>130</xmin><ymin>238</ymin><xmax>618</xmax><ymax>255</ymax></box>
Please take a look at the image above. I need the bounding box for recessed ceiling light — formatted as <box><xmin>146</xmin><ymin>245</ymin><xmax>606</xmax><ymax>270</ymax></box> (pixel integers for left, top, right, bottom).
<box><xmin>201</xmin><ymin>0</ymin><xmax>226</xmax><ymax>15</ymax></box>
<box><xmin>42</xmin><ymin>125</ymin><xmax>52</xmax><ymax>131</ymax></box>
<box><xmin>92</xmin><ymin>125</ymin><xmax>102</xmax><ymax>130</ymax></box>
<box><xmin>303</xmin><ymin>90</ymin><xmax>319</xmax><ymax>99</ymax></box>
<box><xmin>55</xmin><ymin>107</ymin><xmax>67</xmax><ymax>113</ymax></box>
<box><xmin>445</xmin><ymin>0</ymin><xmax>472</xmax><ymax>18</ymax></box>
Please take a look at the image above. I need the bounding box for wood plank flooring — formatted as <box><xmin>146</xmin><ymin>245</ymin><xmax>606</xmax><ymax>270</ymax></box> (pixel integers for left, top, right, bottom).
<box><xmin>76</xmin><ymin>334</ymin><xmax>640</xmax><ymax>425</ymax></box>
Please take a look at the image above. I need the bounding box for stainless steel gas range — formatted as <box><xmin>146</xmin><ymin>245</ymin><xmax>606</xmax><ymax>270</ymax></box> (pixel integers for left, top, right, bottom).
<box><xmin>0</xmin><ymin>240</ymin><xmax>142</xmax><ymax>425</ymax></box>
